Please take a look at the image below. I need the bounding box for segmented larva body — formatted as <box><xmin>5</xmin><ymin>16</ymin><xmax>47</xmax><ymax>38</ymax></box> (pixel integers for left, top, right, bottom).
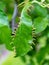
<box><xmin>32</xmin><ymin>27</ymin><xmax>36</xmax><ymax>45</ymax></box>
<box><xmin>27</xmin><ymin>5</ymin><xmax>36</xmax><ymax>45</ymax></box>
<box><xmin>10</xmin><ymin>22</ymin><xmax>20</xmax><ymax>56</ymax></box>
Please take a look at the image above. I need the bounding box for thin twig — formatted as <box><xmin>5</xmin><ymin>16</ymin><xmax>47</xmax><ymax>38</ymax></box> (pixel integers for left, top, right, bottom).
<box><xmin>12</xmin><ymin>3</ymin><xmax>18</xmax><ymax>33</ymax></box>
<box><xmin>17</xmin><ymin>2</ymin><xmax>25</xmax><ymax>7</ymax></box>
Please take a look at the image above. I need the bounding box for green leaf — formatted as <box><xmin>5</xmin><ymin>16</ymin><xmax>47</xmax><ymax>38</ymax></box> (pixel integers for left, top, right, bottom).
<box><xmin>33</xmin><ymin>17</ymin><xmax>48</xmax><ymax>34</ymax></box>
<box><xmin>33</xmin><ymin>3</ymin><xmax>48</xmax><ymax>17</ymax></box>
<box><xmin>0</xmin><ymin>11</ymin><xmax>13</xmax><ymax>50</ymax></box>
<box><xmin>0</xmin><ymin>27</ymin><xmax>13</xmax><ymax>50</ymax></box>
<box><xmin>13</xmin><ymin>3</ymin><xmax>32</xmax><ymax>56</ymax></box>
<box><xmin>36</xmin><ymin>47</ymin><xmax>47</xmax><ymax>64</ymax></box>
<box><xmin>0</xmin><ymin>11</ymin><xmax>9</xmax><ymax>27</ymax></box>
<box><xmin>36</xmin><ymin>44</ymin><xmax>49</xmax><ymax>64</ymax></box>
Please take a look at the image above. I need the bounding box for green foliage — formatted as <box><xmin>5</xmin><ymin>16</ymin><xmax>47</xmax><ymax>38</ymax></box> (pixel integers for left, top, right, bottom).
<box><xmin>33</xmin><ymin>3</ymin><xmax>48</xmax><ymax>17</ymax></box>
<box><xmin>33</xmin><ymin>17</ymin><xmax>48</xmax><ymax>34</ymax></box>
<box><xmin>0</xmin><ymin>0</ymin><xmax>49</xmax><ymax>65</ymax></box>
